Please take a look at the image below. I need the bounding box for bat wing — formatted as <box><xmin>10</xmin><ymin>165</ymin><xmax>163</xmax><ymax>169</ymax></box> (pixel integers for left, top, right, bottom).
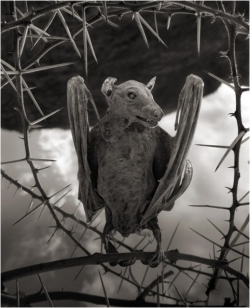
<box><xmin>67</xmin><ymin>76</ymin><xmax>105</xmax><ymax>223</ymax></box>
<box><xmin>140</xmin><ymin>74</ymin><xmax>204</xmax><ymax>226</ymax></box>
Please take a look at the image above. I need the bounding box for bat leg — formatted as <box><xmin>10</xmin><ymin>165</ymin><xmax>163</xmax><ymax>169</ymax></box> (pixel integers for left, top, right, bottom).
<box><xmin>141</xmin><ymin>217</ymin><xmax>164</xmax><ymax>268</ymax></box>
<box><xmin>102</xmin><ymin>207</ymin><xmax>136</xmax><ymax>267</ymax></box>
<box><xmin>102</xmin><ymin>206</ymin><xmax>118</xmax><ymax>266</ymax></box>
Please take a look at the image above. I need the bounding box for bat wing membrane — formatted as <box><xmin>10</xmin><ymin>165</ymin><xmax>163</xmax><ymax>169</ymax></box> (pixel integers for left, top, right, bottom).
<box><xmin>67</xmin><ymin>76</ymin><xmax>104</xmax><ymax>223</ymax></box>
<box><xmin>140</xmin><ymin>75</ymin><xmax>204</xmax><ymax>226</ymax></box>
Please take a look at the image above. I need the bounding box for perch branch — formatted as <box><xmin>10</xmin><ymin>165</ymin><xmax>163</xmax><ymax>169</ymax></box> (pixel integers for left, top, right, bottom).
<box><xmin>2</xmin><ymin>251</ymin><xmax>248</xmax><ymax>286</ymax></box>
<box><xmin>1</xmin><ymin>291</ymin><xmax>212</xmax><ymax>307</ymax></box>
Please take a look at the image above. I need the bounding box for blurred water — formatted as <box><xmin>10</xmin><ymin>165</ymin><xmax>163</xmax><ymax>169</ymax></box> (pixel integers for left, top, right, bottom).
<box><xmin>1</xmin><ymin>85</ymin><xmax>249</xmax><ymax>306</ymax></box>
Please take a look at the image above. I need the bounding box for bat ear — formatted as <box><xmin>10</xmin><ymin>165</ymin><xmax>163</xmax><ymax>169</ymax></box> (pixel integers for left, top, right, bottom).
<box><xmin>101</xmin><ymin>77</ymin><xmax>117</xmax><ymax>100</ymax></box>
<box><xmin>146</xmin><ymin>76</ymin><xmax>156</xmax><ymax>91</ymax></box>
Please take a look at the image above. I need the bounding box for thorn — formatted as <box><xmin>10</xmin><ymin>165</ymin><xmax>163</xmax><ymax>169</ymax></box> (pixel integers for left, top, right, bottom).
<box><xmin>207</xmin><ymin>219</ymin><xmax>225</xmax><ymax>237</ymax></box>
<box><xmin>13</xmin><ymin>186</ymin><xmax>21</xmax><ymax>197</ymax></box>
<box><xmin>196</xmin><ymin>143</ymin><xmax>228</xmax><ymax>149</ymax></box>
<box><xmin>47</xmin><ymin>228</ymin><xmax>58</xmax><ymax>243</ymax></box>
<box><xmin>13</xmin><ymin>201</ymin><xmax>45</xmax><ymax>226</ymax></box>
<box><xmin>157</xmin><ymin>274</ymin><xmax>160</xmax><ymax>307</ymax></box>
<box><xmin>29</xmin><ymin>158</ymin><xmax>56</xmax><ymax>162</ymax></box>
<box><xmin>225</xmin><ymin>186</ymin><xmax>233</xmax><ymax>193</ymax></box>
<box><xmin>2</xmin><ymin>158</ymin><xmax>26</xmax><ymax>165</ymax></box>
<box><xmin>26</xmin><ymin>198</ymin><xmax>34</xmax><ymax>214</ymax></box>
<box><xmin>37</xmin><ymin>204</ymin><xmax>46</xmax><ymax>220</ymax></box>
<box><xmin>167</xmin><ymin>14</ymin><xmax>171</xmax><ymax>30</ymax></box>
<box><xmin>57</xmin><ymin>9</ymin><xmax>81</xmax><ymax>58</ymax></box>
<box><xmin>52</xmin><ymin>189</ymin><xmax>72</xmax><ymax>207</ymax></box>
<box><xmin>70</xmin><ymin>4</ymin><xmax>75</xmax><ymax>22</ymax></box>
<box><xmin>82</xmin><ymin>6</ymin><xmax>88</xmax><ymax>76</ymax></box>
<box><xmin>48</xmin><ymin>184</ymin><xmax>71</xmax><ymax>199</ymax></box>
<box><xmin>73</xmin><ymin>265</ymin><xmax>85</xmax><ymax>282</ymax></box>
<box><xmin>35</xmin><ymin>165</ymin><xmax>51</xmax><ymax>173</ymax></box>
<box><xmin>16</xmin><ymin>280</ymin><xmax>20</xmax><ymax>307</ymax></box>
<box><xmin>86</xmin><ymin>31</ymin><xmax>98</xmax><ymax>63</ymax></box>
<box><xmin>166</xmin><ymin>221</ymin><xmax>180</xmax><ymax>252</ymax></box>
<box><xmin>117</xmin><ymin>268</ymin><xmax>128</xmax><ymax>294</ymax></box>
<box><xmin>28</xmin><ymin>107</ymin><xmax>63</xmax><ymax>126</ymax></box>
<box><xmin>102</xmin><ymin>1</ymin><xmax>108</xmax><ymax>26</ymax></box>
<box><xmin>204</xmin><ymin>70</ymin><xmax>235</xmax><ymax>90</ymax></box>
<box><xmin>37</xmin><ymin>274</ymin><xmax>54</xmax><ymax>307</ymax></box>
<box><xmin>153</xmin><ymin>9</ymin><xmax>159</xmax><ymax>38</ymax></box>
<box><xmin>134</xmin><ymin>12</ymin><xmax>149</xmax><ymax>49</ymax></box>
<box><xmin>22</xmin><ymin>62</ymin><xmax>77</xmax><ymax>75</ymax></box>
<box><xmin>73</xmin><ymin>202</ymin><xmax>81</xmax><ymax>216</ymax></box>
<box><xmin>138</xmin><ymin>13</ymin><xmax>167</xmax><ymax>47</ymax></box>
<box><xmin>215</xmin><ymin>130</ymin><xmax>246</xmax><ymax>171</ymax></box>
<box><xmin>197</xmin><ymin>12</ymin><xmax>201</xmax><ymax>56</ymax></box>
<box><xmin>98</xmin><ymin>269</ymin><xmax>110</xmax><ymax>307</ymax></box>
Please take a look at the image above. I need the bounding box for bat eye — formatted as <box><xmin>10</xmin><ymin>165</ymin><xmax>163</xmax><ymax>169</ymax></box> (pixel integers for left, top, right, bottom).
<box><xmin>128</xmin><ymin>92</ymin><xmax>136</xmax><ymax>99</ymax></box>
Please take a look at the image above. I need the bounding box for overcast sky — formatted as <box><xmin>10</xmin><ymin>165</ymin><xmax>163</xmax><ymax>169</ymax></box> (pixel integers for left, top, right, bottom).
<box><xmin>1</xmin><ymin>84</ymin><xmax>249</xmax><ymax>306</ymax></box>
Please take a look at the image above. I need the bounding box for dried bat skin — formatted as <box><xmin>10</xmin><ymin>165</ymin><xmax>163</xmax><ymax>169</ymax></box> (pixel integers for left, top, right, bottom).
<box><xmin>67</xmin><ymin>75</ymin><xmax>203</xmax><ymax>267</ymax></box>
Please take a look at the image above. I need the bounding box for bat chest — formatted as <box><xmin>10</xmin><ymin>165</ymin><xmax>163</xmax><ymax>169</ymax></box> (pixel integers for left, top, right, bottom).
<box><xmin>97</xmin><ymin>125</ymin><xmax>157</xmax><ymax>236</ymax></box>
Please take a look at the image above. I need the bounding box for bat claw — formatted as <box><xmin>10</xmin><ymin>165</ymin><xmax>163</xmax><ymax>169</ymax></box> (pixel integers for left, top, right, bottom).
<box><xmin>106</xmin><ymin>241</ymin><xmax>119</xmax><ymax>266</ymax></box>
<box><xmin>119</xmin><ymin>256</ymin><xmax>137</xmax><ymax>267</ymax></box>
<box><xmin>141</xmin><ymin>247</ymin><xmax>165</xmax><ymax>268</ymax></box>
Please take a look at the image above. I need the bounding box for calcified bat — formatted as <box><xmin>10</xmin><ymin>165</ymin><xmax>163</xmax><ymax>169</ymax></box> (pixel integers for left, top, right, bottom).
<box><xmin>67</xmin><ymin>75</ymin><xmax>203</xmax><ymax>267</ymax></box>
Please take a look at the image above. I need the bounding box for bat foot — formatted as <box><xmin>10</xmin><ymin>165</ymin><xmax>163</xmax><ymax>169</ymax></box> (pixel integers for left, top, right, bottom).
<box><xmin>107</xmin><ymin>241</ymin><xmax>118</xmax><ymax>267</ymax></box>
<box><xmin>119</xmin><ymin>256</ymin><xmax>137</xmax><ymax>267</ymax></box>
<box><xmin>104</xmin><ymin>237</ymin><xmax>119</xmax><ymax>267</ymax></box>
<box><xmin>141</xmin><ymin>247</ymin><xmax>165</xmax><ymax>268</ymax></box>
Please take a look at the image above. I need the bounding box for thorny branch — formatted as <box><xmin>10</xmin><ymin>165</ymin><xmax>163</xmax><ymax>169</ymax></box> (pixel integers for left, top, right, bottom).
<box><xmin>1</xmin><ymin>291</ymin><xmax>215</xmax><ymax>307</ymax></box>
<box><xmin>1</xmin><ymin>1</ymin><xmax>248</xmax><ymax>34</ymax></box>
<box><xmin>2</xmin><ymin>251</ymin><xmax>248</xmax><ymax>286</ymax></box>
<box><xmin>205</xmin><ymin>2</ymin><xmax>249</xmax><ymax>297</ymax></box>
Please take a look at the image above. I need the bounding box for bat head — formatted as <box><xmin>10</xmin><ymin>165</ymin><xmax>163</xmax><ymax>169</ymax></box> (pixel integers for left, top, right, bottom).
<box><xmin>101</xmin><ymin>77</ymin><xmax>164</xmax><ymax>128</ymax></box>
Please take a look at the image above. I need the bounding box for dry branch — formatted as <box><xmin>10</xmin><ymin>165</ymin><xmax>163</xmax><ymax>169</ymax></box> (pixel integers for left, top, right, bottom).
<box><xmin>2</xmin><ymin>251</ymin><xmax>248</xmax><ymax>286</ymax></box>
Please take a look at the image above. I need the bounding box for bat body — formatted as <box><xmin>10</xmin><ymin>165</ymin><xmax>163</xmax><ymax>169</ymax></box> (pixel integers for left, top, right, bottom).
<box><xmin>90</xmin><ymin>121</ymin><xmax>172</xmax><ymax>238</ymax></box>
<box><xmin>67</xmin><ymin>75</ymin><xmax>203</xmax><ymax>267</ymax></box>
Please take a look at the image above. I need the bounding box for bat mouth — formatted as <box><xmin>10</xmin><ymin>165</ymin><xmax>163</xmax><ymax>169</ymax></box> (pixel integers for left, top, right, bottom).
<box><xmin>135</xmin><ymin>115</ymin><xmax>158</xmax><ymax>127</ymax></box>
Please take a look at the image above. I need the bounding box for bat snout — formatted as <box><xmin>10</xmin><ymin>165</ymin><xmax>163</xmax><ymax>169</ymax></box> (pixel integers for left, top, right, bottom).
<box><xmin>152</xmin><ymin>108</ymin><xmax>164</xmax><ymax>121</ymax></box>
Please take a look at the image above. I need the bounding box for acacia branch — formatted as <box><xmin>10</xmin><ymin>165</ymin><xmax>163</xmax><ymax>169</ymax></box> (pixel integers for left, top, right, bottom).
<box><xmin>2</xmin><ymin>251</ymin><xmax>248</xmax><ymax>286</ymax></box>
<box><xmin>1</xmin><ymin>1</ymin><xmax>248</xmax><ymax>34</ymax></box>
<box><xmin>1</xmin><ymin>1</ymin><xmax>159</xmax><ymax>34</ymax></box>
<box><xmin>170</xmin><ymin>1</ymin><xmax>249</xmax><ymax>30</ymax></box>
<box><xmin>1</xmin><ymin>169</ymin><xmax>42</xmax><ymax>200</ymax></box>
<box><xmin>9</xmin><ymin>0</ymin><xmax>92</xmax><ymax>259</ymax></box>
<box><xmin>205</xmin><ymin>2</ymin><xmax>248</xmax><ymax>296</ymax></box>
<box><xmin>1</xmin><ymin>291</ymin><xmax>204</xmax><ymax>307</ymax></box>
